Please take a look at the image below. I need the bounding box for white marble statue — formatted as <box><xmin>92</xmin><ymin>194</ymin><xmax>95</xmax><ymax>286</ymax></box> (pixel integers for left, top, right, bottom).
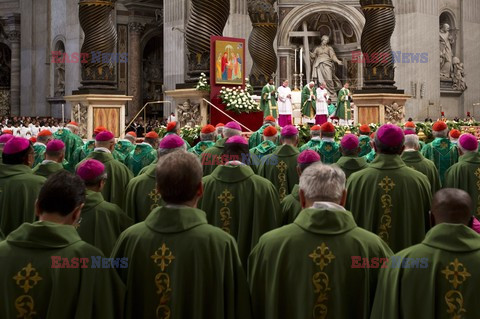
<box><xmin>310</xmin><ymin>35</ymin><xmax>343</xmax><ymax>97</ymax></box>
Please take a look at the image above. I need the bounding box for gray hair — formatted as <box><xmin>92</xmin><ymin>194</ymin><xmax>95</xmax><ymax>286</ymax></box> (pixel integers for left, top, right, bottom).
<box><xmin>433</xmin><ymin>128</ymin><xmax>448</xmax><ymax>138</ymax></box>
<box><xmin>263</xmin><ymin>135</ymin><xmax>277</xmax><ymax>142</ymax></box>
<box><xmin>404</xmin><ymin>134</ymin><xmax>420</xmax><ymax>150</ymax></box>
<box><xmin>299</xmin><ymin>163</ymin><xmax>346</xmax><ymax>203</ymax></box>
<box><xmin>157</xmin><ymin>145</ymin><xmax>187</xmax><ymax>158</ymax></box>
<box><xmin>200</xmin><ymin>132</ymin><xmax>216</xmax><ymax>141</ymax></box>
<box><xmin>223</xmin><ymin>127</ymin><xmax>241</xmax><ymax>138</ymax></box>
<box><xmin>124</xmin><ymin>135</ymin><xmax>136</xmax><ymax>143</ymax></box>
<box><xmin>459</xmin><ymin>144</ymin><xmax>478</xmax><ymax>154</ymax></box>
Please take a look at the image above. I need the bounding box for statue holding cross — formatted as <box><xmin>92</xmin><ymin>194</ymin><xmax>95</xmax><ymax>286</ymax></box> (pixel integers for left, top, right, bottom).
<box><xmin>310</xmin><ymin>35</ymin><xmax>343</xmax><ymax>97</ymax></box>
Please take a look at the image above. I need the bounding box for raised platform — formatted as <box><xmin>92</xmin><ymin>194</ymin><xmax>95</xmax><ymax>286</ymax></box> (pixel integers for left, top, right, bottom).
<box><xmin>353</xmin><ymin>93</ymin><xmax>411</xmax><ymax>125</ymax></box>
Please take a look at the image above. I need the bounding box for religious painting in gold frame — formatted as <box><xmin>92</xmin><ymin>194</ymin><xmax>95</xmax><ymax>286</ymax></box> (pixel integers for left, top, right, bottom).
<box><xmin>93</xmin><ymin>108</ymin><xmax>120</xmax><ymax>137</ymax></box>
<box><xmin>214</xmin><ymin>38</ymin><xmax>245</xmax><ymax>86</ymax></box>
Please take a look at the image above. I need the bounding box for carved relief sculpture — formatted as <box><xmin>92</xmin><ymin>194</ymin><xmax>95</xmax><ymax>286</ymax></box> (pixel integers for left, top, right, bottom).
<box><xmin>384</xmin><ymin>102</ymin><xmax>404</xmax><ymax>124</ymax></box>
<box><xmin>178</xmin><ymin>100</ymin><xmax>202</xmax><ymax>127</ymax></box>
<box><xmin>440</xmin><ymin>24</ymin><xmax>454</xmax><ymax>79</ymax></box>
<box><xmin>452</xmin><ymin>57</ymin><xmax>467</xmax><ymax>91</ymax></box>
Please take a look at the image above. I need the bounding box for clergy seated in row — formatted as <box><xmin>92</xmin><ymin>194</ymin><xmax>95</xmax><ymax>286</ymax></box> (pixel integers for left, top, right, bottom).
<box><xmin>33</xmin><ymin>129</ymin><xmax>53</xmax><ymax>167</ymax></box>
<box><xmin>346</xmin><ymin>124</ymin><xmax>432</xmax><ymax>252</ymax></box>
<box><xmin>53</xmin><ymin>121</ymin><xmax>84</xmax><ymax>166</ymax></box>
<box><xmin>281</xmin><ymin>150</ymin><xmax>321</xmax><ymax>225</ymax></box>
<box><xmin>445</xmin><ymin>134</ymin><xmax>480</xmax><ymax>216</ymax></box>
<box><xmin>0</xmin><ymin>137</ymin><xmax>45</xmax><ymax>236</ymax></box>
<box><xmin>250</xmin><ymin>125</ymin><xmax>278</xmax><ymax>159</ymax></box>
<box><xmin>76</xmin><ymin>159</ymin><xmax>133</xmax><ymax>256</ymax></box>
<box><xmin>33</xmin><ymin>140</ymin><xmax>67</xmax><ymax>179</ymax></box>
<box><xmin>199</xmin><ymin>136</ymin><xmax>280</xmax><ymax>267</ymax></box>
<box><xmin>421</xmin><ymin>121</ymin><xmax>459</xmax><ymax>185</ymax></box>
<box><xmin>125</xmin><ymin>131</ymin><xmax>158</xmax><ymax>176</ymax></box>
<box><xmin>201</xmin><ymin>121</ymin><xmax>242</xmax><ymax>176</ymax></box>
<box><xmin>248</xmin><ymin>115</ymin><xmax>277</xmax><ymax>149</ymax></box>
<box><xmin>401</xmin><ymin>133</ymin><xmax>441</xmax><ymax>195</ymax></box>
<box><xmin>189</xmin><ymin>124</ymin><xmax>216</xmax><ymax>156</ymax></box>
<box><xmin>249</xmin><ymin>164</ymin><xmax>393</xmax><ymax>319</ymax></box>
<box><xmin>258</xmin><ymin>125</ymin><xmax>300</xmax><ymax>202</ymax></box>
<box><xmin>358</xmin><ymin>124</ymin><xmax>372</xmax><ymax>157</ymax></box>
<box><xmin>299</xmin><ymin>125</ymin><xmax>322</xmax><ymax>152</ymax></box>
<box><xmin>371</xmin><ymin>189</ymin><xmax>480</xmax><ymax>318</ymax></box>
<box><xmin>335</xmin><ymin>133</ymin><xmax>368</xmax><ymax>179</ymax></box>
<box><xmin>0</xmin><ymin>171</ymin><xmax>125</xmax><ymax>318</ymax></box>
<box><xmin>125</xmin><ymin>135</ymin><xmax>186</xmax><ymax>223</ymax></box>
<box><xmin>115</xmin><ymin>131</ymin><xmax>137</xmax><ymax>160</ymax></box>
<box><xmin>77</xmin><ymin>131</ymin><xmax>133</xmax><ymax>211</ymax></box>
<box><xmin>112</xmin><ymin>152</ymin><xmax>252</xmax><ymax>319</ymax></box>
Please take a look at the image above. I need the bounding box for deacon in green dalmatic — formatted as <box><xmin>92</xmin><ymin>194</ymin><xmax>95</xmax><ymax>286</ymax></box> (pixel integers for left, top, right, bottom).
<box><xmin>301</xmin><ymin>81</ymin><xmax>317</xmax><ymax>119</ymax></box>
<box><xmin>125</xmin><ymin>131</ymin><xmax>158</xmax><ymax>176</ymax></box>
<box><xmin>346</xmin><ymin>124</ymin><xmax>432</xmax><ymax>252</ymax></box>
<box><xmin>189</xmin><ymin>124</ymin><xmax>216</xmax><ymax>156</ymax></box>
<box><xmin>0</xmin><ymin>137</ymin><xmax>45</xmax><ymax>236</ymax></box>
<box><xmin>248</xmin><ymin>116</ymin><xmax>276</xmax><ymax>149</ymax></box>
<box><xmin>258</xmin><ymin>125</ymin><xmax>300</xmax><ymax>201</ymax></box>
<box><xmin>199</xmin><ymin>135</ymin><xmax>280</xmax><ymax>266</ymax></box>
<box><xmin>33</xmin><ymin>130</ymin><xmax>53</xmax><ymax>167</ymax></box>
<box><xmin>249</xmin><ymin>164</ymin><xmax>393</xmax><ymax>319</ymax></box>
<box><xmin>32</xmin><ymin>140</ymin><xmax>67</xmax><ymax>178</ymax></box>
<box><xmin>260</xmin><ymin>78</ymin><xmax>278</xmax><ymax>118</ymax></box>
<box><xmin>335</xmin><ymin>133</ymin><xmax>367</xmax><ymax>179</ymax></box>
<box><xmin>112</xmin><ymin>152</ymin><xmax>252</xmax><ymax>319</ymax></box>
<box><xmin>371</xmin><ymin>189</ymin><xmax>480</xmax><ymax>319</ymax></box>
<box><xmin>444</xmin><ymin>134</ymin><xmax>480</xmax><ymax>216</ymax></box>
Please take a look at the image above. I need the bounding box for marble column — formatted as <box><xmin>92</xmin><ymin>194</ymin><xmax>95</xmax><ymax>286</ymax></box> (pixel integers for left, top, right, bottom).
<box><xmin>127</xmin><ymin>22</ymin><xmax>144</xmax><ymax>119</ymax></box>
<box><xmin>6</xmin><ymin>30</ymin><xmax>20</xmax><ymax>116</ymax></box>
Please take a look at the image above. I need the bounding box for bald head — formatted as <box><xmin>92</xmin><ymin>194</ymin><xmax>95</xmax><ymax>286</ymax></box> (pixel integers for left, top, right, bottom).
<box><xmin>431</xmin><ymin>189</ymin><xmax>472</xmax><ymax>225</ymax></box>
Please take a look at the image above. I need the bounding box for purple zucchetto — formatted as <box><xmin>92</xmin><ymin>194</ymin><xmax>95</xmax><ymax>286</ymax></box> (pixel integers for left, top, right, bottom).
<box><xmin>159</xmin><ymin>135</ymin><xmax>185</xmax><ymax>149</ymax></box>
<box><xmin>376</xmin><ymin>124</ymin><xmax>404</xmax><ymax>147</ymax></box>
<box><xmin>281</xmin><ymin>125</ymin><xmax>299</xmax><ymax>137</ymax></box>
<box><xmin>77</xmin><ymin>159</ymin><xmax>105</xmax><ymax>181</ymax></box>
<box><xmin>3</xmin><ymin>137</ymin><xmax>30</xmax><ymax>155</ymax></box>
<box><xmin>459</xmin><ymin>134</ymin><xmax>478</xmax><ymax>151</ymax></box>
<box><xmin>46</xmin><ymin>140</ymin><xmax>65</xmax><ymax>152</ymax></box>
<box><xmin>225</xmin><ymin>121</ymin><xmax>242</xmax><ymax>131</ymax></box>
<box><xmin>95</xmin><ymin>131</ymin><xmax>115</xmax><ymax>142</ymax></box>
<box><xmin>341</xmin><ymin>134</ymin><xmax>359</xmax><ymax>150</ymax></box>
<box><xmin>226</xmin><ymin>136</ymin><xmax>248</xmax><ymax>145</ymax></box>
<box><xmin>0</xmin><ymin>134</ymin><xmax>14</xmax><ymax>144</ymax></box>
<box><xmin>297</xmin><ymin>150</ymin><xmax>321</xmax><ymax>164</ymax></box>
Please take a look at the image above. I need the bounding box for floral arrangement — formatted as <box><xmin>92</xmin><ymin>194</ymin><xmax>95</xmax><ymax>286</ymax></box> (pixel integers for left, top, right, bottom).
<box><xmin>219</xmin><ymin>86</ymin><xmax>261</xmax><ymax>114</ymax></box>
<box><xmin>195</xmin><ymin>73</ymin><xmax>210</xmax><ymax>92</ymax></box>
<box><xmin>155</xmin><ymin>125</ymin><xmax>201</xmax><ymax>147</ymax></box>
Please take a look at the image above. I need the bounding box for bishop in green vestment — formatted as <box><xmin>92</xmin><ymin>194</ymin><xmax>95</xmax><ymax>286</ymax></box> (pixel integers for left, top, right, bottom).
<box><xmin>346</xmin><ymin>124</ymin><xmax>432</xmax><ymax>252</ymax></box>
<box><xmin>421</xmin><ymin>121</ymin><xmax>459</xmax><ymax>184</ymax></box>
<box><xmin>199</xmin><ymin>137</ymin><xmax>281</xmax><ymax>266</ymax></box>
<box><xmin>125</xmin><ymin>132</ymin><xmax>158</xmax><ymax>176</ymax></box>
<box><xmin>250</xmin><ymin>125</ymin><xmax>278</xmax><ymax>161</ymax></box>
<box><xmin>0</xmin><ymin>137</ymin><xmax>45</xmax><ymax>235</ymax></box>
<box><xmin>358</xmin><ymin>124</ymin><xmax>372</xmax><ymax>157</ymax></box>
<box><xmin>77</xmin><ymin>131</ymin><xmax>132</xmax><ymax>210</ymax></box>
<box><xmin>301</xmin><ymin>82</ymin><xmax>317</xmax><ymax>118</ymax></box>
<box><xmin>53</xmin><ymin>123</ymin><xmax>84</xmax><ymax>163</ymax></box>
<box><xmin>335</xmin><ymin>133</ymin><xmax>368</xmax><ymax>179</ymax></box>
<box><xmin>444</xmin><ymin>134</ymin><xmax>480</xmax><ymax>216</ymax></box>
<box><xmin>299</xmin><ymin>125</ymin><xmax>322</xmax><ymax>152</ymax></box>
<box><xmin>111</xmin><ymin>152</ymin><xmax>252</xmax><ymax>319</ymax></box>
<box><xmin>248</xmin><ymin>116</ymin><xmax>276</xmax><ymax>149</ymax></box>
<box><xmin>189</xmin><ymin>124</ymin><xmax>217</xmax><ymax>156</ymax></box>
<box><xmin>114</xmin><ymin>132</ymin><xmax>136</xmax><ymax>159</ymax></box>
<box><xmin>260</xmin><ymin>79</ymin><xmax>278</xmax><ymax>118</ymax></box>
<box><xmin>364</xmin><ymin>148</ymin><xmax>376</xmax><ymax>163</ymax></box>
<box><xmin>76</xmin><ymin>159</ymin><xmax>133</xmax><ymax>255</ymax></box>
<box><xmin>33</xmin><ymin>130</ymin><xmax>53</xmax><ymax>167</ymax></box>
<box><xmin>249</xmin><ymin>164</ymin><xmax>393</xmax><ymax>319</ymax></box>
<box><xmin>336</xmin><ymin>82</ymin><xmax>352</xmax><ymax>123</ymax></box>
<box><xmin>164</xmin><ymin>121</ymin><xmax>192</xmax><ymax>148</ymax></box>
<box><xmin>32</xmin><ymin>140</ymin><xmax>67</xmax><ymax>179</ymax></box>
<box><xmin>125</xmin><ymin>135</ymin><xmax>186</xmax><ymax>222</ymax></box>
<box><xmin>281</xmin><ymin>150</ymin><xmax>321</xmax><ymax>225</ymax></box>
<box><xmin>371</xmin><ymin>189</ymin><xmax>480</xmax><ymax>319</ymax></box>
<box><xmin>317</xmin><ymin>122</ymin><xmax>341</xmax><ymax>164</ymax></box>
<box><xmin>258</xmin><ymin>125</ymin><xmax>300</xmax><ymax>201</ymax></box>
<box><xmin>402</xmin><ymin>134</ymin><xmax>441</xmax><ymax>194</ymax></box>
<box><xmin>0</xmin><ymin>171</ymin><xmax>125</xmax><ymax>319</ymax></box>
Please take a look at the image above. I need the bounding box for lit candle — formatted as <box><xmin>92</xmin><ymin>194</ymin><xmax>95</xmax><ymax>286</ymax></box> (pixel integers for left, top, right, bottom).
<box><xmin>294</xmin><ymin>48</ymin><xmax>297</xmax><ymax>74</ymax></box>
<box><xmin>62</xmin><ymin>104</ymin><xmax>65</xmax><ymax>124</ymax></box>
<box><xmin>300</xmin><ymin>48</ymin><xmax>303</xmax><ymax>74</ymax></box>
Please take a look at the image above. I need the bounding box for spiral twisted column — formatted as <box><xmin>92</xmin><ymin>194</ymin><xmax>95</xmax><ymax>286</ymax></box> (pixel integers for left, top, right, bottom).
<box><xmin>247</xmin><ymin>0</ymin><xmax>278</xmax><ymax>91</ymax></box>
<box><xmin>360</xmin><ymin>0</ymin><xmax>398</xmax><ymax>91</ymax></box>
<box><xmin>185</xmin><ymin>0</ymin><xmax>230</xmax><ymax>80</ymax></box>
<box><xmin>79</xmin><ymin>0</ymin><xmax>118</xmax><ymax>89</ymax></box>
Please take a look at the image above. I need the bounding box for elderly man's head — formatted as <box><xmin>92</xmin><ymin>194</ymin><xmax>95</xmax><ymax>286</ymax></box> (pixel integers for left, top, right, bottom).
<box><xmin>299</xmin><ymin>163</ymin><xmax>346</xmax><ymax>208</ymax></box>
<box><xmin>431</xmin><ymin>188</ymin><xmax>472</xmax><ymax>226</ymax></box>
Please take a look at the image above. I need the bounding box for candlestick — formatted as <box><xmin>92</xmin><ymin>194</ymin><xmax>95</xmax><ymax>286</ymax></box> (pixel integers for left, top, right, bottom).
<box><xmin>294</xmin><ymin>48</ymin><xmax>297</xmax><ymax>74</ymax></box>
<box><xmin>61</xmin><ymin>104</ymin><xmax>65</xmax><ymax>124</ymax></box>
<box><xmin>300</xmin><ymin>48</ymin><xmax>303</xmax><ymax>75</ymax></box>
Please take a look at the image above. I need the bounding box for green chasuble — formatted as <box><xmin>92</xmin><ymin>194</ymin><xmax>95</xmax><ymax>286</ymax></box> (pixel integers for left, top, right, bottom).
<box><xmin>53</xmin><ymin>128</ymin><xmax>84</xmax><ymax>163</ymax></box>
<box><xmin>364</xmin><ymin>149</ymin><xmax>376</xmax><ymax>163</ymax></box>
<box><xmin>189</xmin><ymin>140</ymin><xmax>215</xmax><ymax>156</ymax></box>
<box><xmin>0</xmin><ymin>221</ymin><xmax>125</xmax><ymax>319</ymax></box>
<box><xmin>32</xmin><ymin>161</ymin><xmax>66</xmax><ymax>179</ymax></box>
<box><xmin>258</xmin><ymin>144</ymin><xmax>300</xmax><ymax>202</ymax></box>
<box><xmin>33</xmin><ymin>143</ymin><xmax>46</xmax><ymax>167</ymax></box>
<box><xmin>248</xmin><ymin>206</ymin><xmax>393</xmax><ymax>319</ymax></box>
<box><xmin>200</xmin><ymin>138</ymin><xmax>226</xmax><ymax>176</ymax></box>
<box><xmin>280</xmin><ymin>184</ymin><xmax>301</xmax><ymax>225</ymax></box>
<box><xmin>335</xmin><ymin>155</ymin><xmax>368</xmax><ymax>179</ymax></box>
<box><xmin>248</xmin><ymin>123</ymin><xmax>271</xmax><ymax>149</ymax></box>
<box><xmin>328</xmin><ymin>103</ymin><xmax>336</xmax><ymax>116</ymax></box>
<box><xmin>125</xmin><ymin>143</ymin><xmax>157</xmax><ymax>176</ymax></box>
<box><xmin>250</xmin><ymin>140</ymin><xmax>277</xmax><ymax>157</ymax></box>
<box><xmin>299</xmin><ymin>138</ymin><xmax>322</xmax><ymax>152</ymax></box>
<box><xmin>371</xmin><ymin>224</ymin><xmax>480</xmax><ymax>319</ymax></box>
<box><xmin>318</xmin><ymin>139</ymin><xmax>341</xmax><ymax>164</ymax></box>
<box><xmin>111</xmin><ymin>206</ymin><xmax>252</xmax><ymax>319</ymax></box>
<box><xmin>260</xmin><ymin>84</ymin><xmax>278</xmax><ymax>118</ymax></box>
<box><xmin>114</xmin><ymin>140</ymin><xmax>135</xmax><ymax>160</ymax></box>
<box><xmin>72</xmin><ymin>140</ymin><xmax>95</xmax><ymax>167</ymax></box>
<box><xmin>336</xmin><ymin>87</ymin><xmax>351</xmax><ymax>121</ymax></box>
<box><xmin>444</xmin><ymin>152</ymin><xmax>480</xmax><ymax>216</ymax></box>
<box><xmin>301</xmin><ymin>85</ymin><xmax>317</xmax><ymax>118</ymax></box>
<box><xmin>421</xmin><ymin>137</ymin><xmax>459</xmax><ymax>185</ymax></box>
<box><xmin>358</xmin><ymin>135</ymin><xmax>372</xmax><ymax>157</ymax></box>
<box><xmin>346</xmin><ymin>154</ymin><xmax>432</xmax><ymax>252</ymax></box>
<box><xmin>199</xmin><ymin>164</ymin><xmax>281</xmax><ymax>267</ymax></box>
<box><xmin>0</xmin><ymin>164</ymin><xmax>45</xmax><ymax>235</ymax></box>
<box><xmin>79</xmin><ymin>151</ymin><xmax>133</xmax><ymax>210</ymax></box>
<box><xmin>125</xmin><ymin>164</ymin><xmax>165</xmax><ymax>223</ymax></box>
<box><xmin>401</xmin><ymin>151</ymin><xmax>441</xmax><ymax>195</ymax></box>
